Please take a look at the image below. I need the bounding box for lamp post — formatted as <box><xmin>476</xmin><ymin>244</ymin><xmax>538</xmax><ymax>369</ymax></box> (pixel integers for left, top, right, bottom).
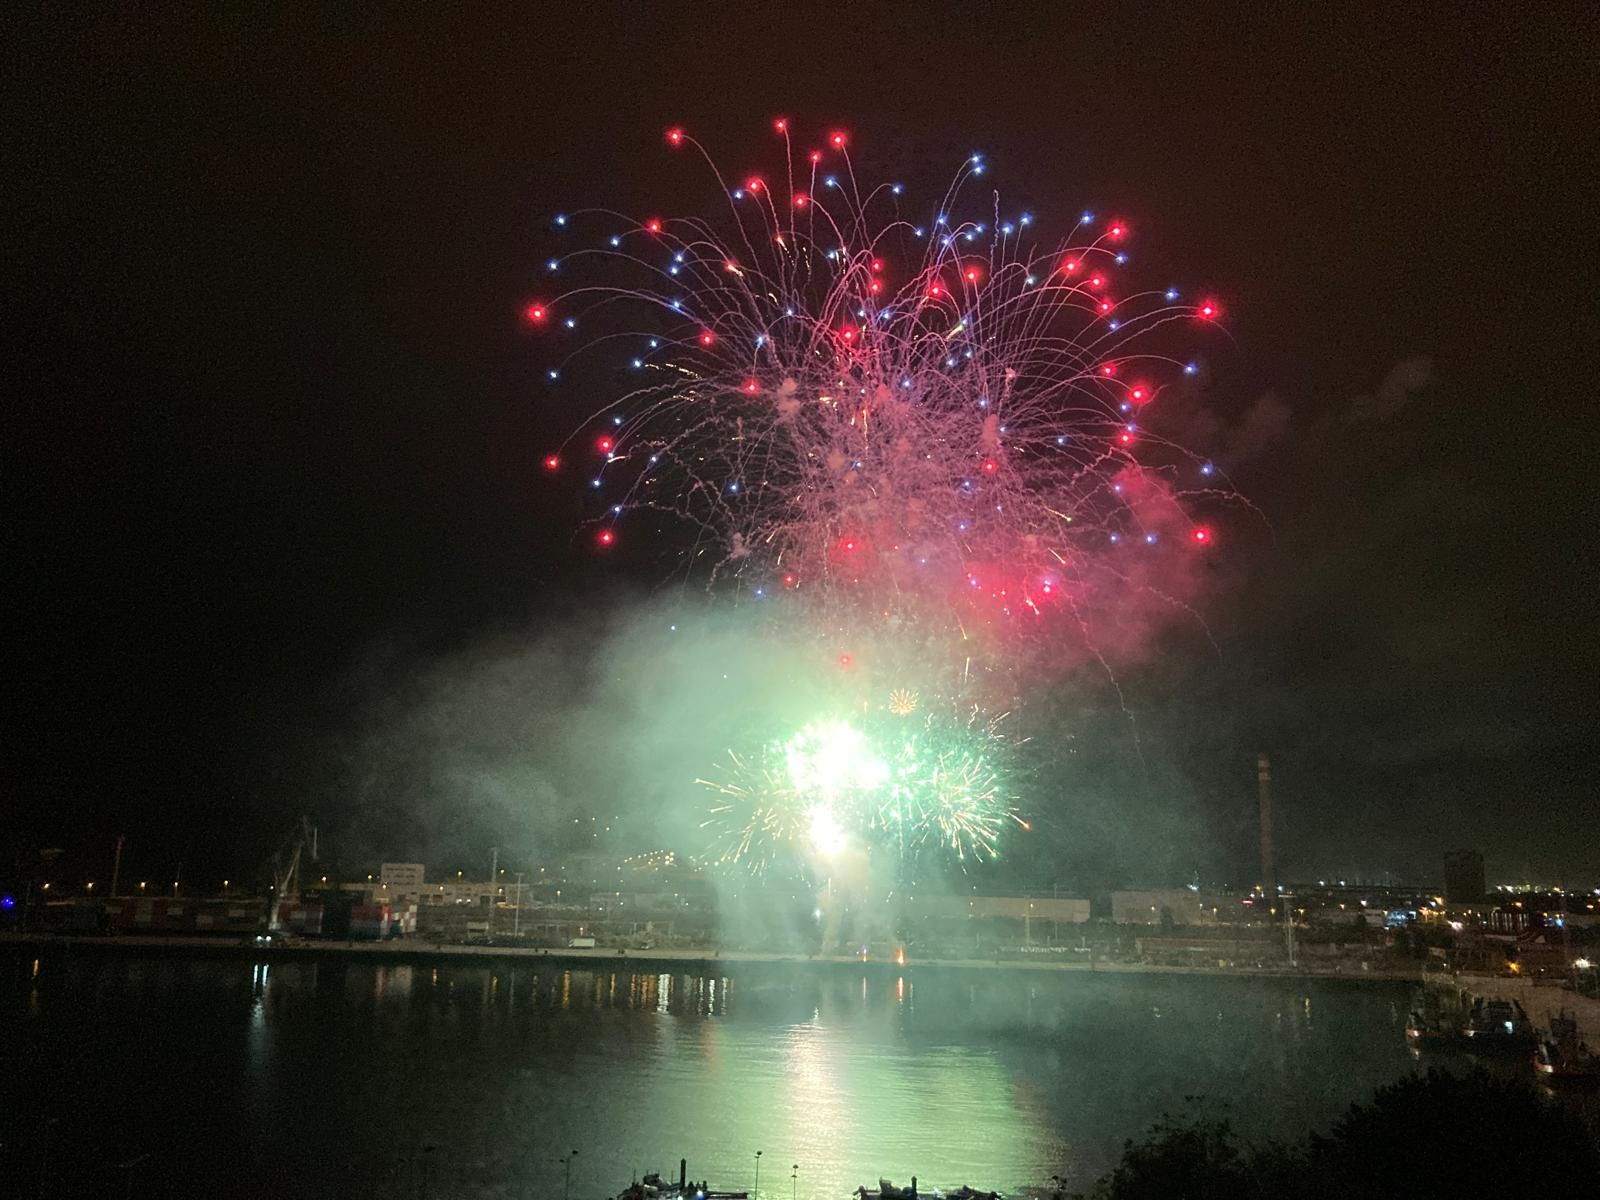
<box><xmin>754</xmin><ymin>1150</ymin><xmax>762</xmax><ymax>1200</ymax></box>
<box><xmin>791</xmin><ymin>1164</ymin><xmax>799</xmax><ymax>1200</ymax></box>
<box><xmin>564</xmin><ymin>1149</ymin><xmax>579</xmax><ymax>1200</ymax></box>
<box><xmin>417</xmin><ymin>1145</ymin><xmax>436</xmax><ymax>1200</ymax></box>
<box><xmin>118</xmin><ymin>1153</ymin><xmax>151</xmax><ymax>1200</ymax></box>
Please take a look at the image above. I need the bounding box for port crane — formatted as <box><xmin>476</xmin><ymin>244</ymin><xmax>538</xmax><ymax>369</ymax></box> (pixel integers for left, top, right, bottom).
<box><xmin>264</xmin><ymin>816</ymin><xmax>317</xmax><ymax>930</ymax></box>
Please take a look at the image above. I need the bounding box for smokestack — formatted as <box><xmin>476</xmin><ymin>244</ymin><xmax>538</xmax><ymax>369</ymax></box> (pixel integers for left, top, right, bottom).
<box><xmin>1257</xmin><ymin>754</ymin><xmax>1276</xmax><ymax>899</ymax></box>
<box><xmin>680</xmin><ymin>1160</ymin><xmax>687</xmax><ymax>1190</ymax></box>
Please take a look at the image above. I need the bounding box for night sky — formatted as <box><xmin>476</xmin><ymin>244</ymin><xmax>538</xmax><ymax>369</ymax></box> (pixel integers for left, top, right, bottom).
<box><xmin>6</xmin><ymin>8</ymin><xmax>1594</xmax><ymax>888</ymax></box>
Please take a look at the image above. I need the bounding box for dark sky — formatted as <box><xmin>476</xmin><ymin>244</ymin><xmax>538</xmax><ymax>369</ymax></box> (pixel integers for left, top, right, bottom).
<box><xmin>5</xmin><ymin>7</ymin><xmax>1595</xmax><ymax>888</ymax></box>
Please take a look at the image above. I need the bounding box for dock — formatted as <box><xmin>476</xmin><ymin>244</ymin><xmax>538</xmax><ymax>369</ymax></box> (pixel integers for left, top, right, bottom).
<box><xmin>1452</xmin><ymin>973</ymin><xmax>1600</xmax><ymax>1040</ymax></box>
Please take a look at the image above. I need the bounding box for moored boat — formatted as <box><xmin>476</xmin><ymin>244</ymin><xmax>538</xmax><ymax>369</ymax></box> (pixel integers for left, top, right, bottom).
<box><xmin>1460</xmin><ymin>997</ymin><xmax>1534</xmax><ymax>1050</ymax></box>
<box><xmin>854</xmin><ymin>1180</ymin><xmax>1000</xmax><ymax>1200</ymax></box>
<box><xmin>616</xmin><ymin>1164</ymin><xmax>747</xmax><ymax>1200</ymax></box>
<box><xmin>1404</xmin><ymin>1005</ymin><xmax>1458</xmax><ymax>1046</ymax></box>
<box><xmin>1532</xmin><ymin>1012</ymin><xmax>1600</xmax><ymax>1082</ymax></box>
<box><xmin>1404</xmin><ymin>988</ymin><xmax>1463</xmax><ymax>1049</ymax></box>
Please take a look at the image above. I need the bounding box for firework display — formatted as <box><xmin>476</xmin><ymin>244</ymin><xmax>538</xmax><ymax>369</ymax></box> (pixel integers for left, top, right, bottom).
<box><xmin>699</xmin><ymin>696</ymin><xmax>1022</xmax><ymax>872</ymax></box>
<box><xmin>531</xmin><ymin>120</ymin><xmax>1227</xmax><ymax>872</ymax></box>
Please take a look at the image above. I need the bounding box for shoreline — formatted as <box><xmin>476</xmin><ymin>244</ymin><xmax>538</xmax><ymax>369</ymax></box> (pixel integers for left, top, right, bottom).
<box><xmin>0</xmin><ymin>931</ymin><xmax>1424</xmax><ymax>983</ymax></box>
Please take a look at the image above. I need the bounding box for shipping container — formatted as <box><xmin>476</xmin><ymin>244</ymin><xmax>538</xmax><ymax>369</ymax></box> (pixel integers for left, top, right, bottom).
<box><xmin>278</xmin><ymin>902</ymin><xmax>325</xmax><ymax>935</ymax></box>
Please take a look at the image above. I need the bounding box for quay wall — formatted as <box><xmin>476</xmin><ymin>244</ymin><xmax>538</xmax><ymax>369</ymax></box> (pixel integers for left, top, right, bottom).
<box><xmin>0</xmin><ymin>931</ymin><xmax>1424</xmax><ymax>983</ymax></box>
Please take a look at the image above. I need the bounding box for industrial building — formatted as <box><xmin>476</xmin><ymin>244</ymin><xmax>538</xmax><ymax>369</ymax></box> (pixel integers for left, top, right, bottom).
<box><xmin>1109</xmin><ymin>889</ymin><xmax>1238</xmax><ymax>925</ymax></box>
<box><xmin>1443</xmin><ymin>849</ymin><xmax>1487</xmax><ymax>903</ymax></box>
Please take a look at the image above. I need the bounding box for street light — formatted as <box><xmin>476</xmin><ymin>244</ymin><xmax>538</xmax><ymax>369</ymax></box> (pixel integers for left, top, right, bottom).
<box><xmin>418</xmin><ymin>1145</ymin><xmax>436</xmax><ymax>1200</ymax></box>
<box><xmin>118</xmin><ymin>1153</ymin><xmax>151</xmax><ymax>1200</ymax></box>
<box><xmin>754</xmin><ymin>1150</ymin><xmax>763</xmax><ymax>1200</ymax></box>
<box><xmin>792</xmin><ymin>1164</ymin><xmax>799</xmax><ymax>1200</ymax></box>
<box><xmin>562</xmin><ymin>1150</ymin><xmax>579</xmax><ymax>1200</ymax></box>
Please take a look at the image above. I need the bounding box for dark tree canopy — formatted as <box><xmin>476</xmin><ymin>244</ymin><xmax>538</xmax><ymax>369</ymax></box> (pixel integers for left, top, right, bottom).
<box><xmin>1084</xmin><ymin>1069</ymin><xmax>1600</xmax><ymax>1200</ymax></box>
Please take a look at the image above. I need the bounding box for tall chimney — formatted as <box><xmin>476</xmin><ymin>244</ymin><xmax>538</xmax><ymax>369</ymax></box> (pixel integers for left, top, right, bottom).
<box><xmin>1257</xmin><ymin>754</ymin><xmax>1276</xmax><ymax>898</ymax></box>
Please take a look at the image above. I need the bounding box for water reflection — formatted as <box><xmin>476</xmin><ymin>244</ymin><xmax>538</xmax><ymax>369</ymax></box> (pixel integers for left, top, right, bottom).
<box><xmin>6</xmin><ymin>955</ymin><xmax>1441</xmax><ymax>1200</ymax></box>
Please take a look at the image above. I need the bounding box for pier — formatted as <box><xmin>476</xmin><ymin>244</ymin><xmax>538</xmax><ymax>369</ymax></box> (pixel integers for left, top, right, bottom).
<box><xmin>1454</xmin><ymin>972</ymin><xmax>1600</xmax><ymax>1040</ymax></box>
<box><xmin>1</xmin><ymin>931</ymin><xmax>1428</xmax><ymax>982</ymax></box>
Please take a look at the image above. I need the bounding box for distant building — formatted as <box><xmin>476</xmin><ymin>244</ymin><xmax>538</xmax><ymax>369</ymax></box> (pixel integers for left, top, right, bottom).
<box><xmin>1111</xmin><ymin>889</ymin><xmax>1235</xmax><ymax>925</ymax></box>
<box><xmin>904</xmin><ymin>894</ymin><xmax>1091</xmax><ymax>924</ymax></box>
<box><xmin>380</xmin><ymin>863</ymin><xmax>426</xmax><ymax>899</ymax></box>
<box><xmin>1443</xmin><ymin>850</ymin><xmax>1486</xmax><ymax>903</ymax></box>
<box><xmin>1134</xmin><ymin>928</ymin><xmax>1281</xmax><ymax>966</ymax></box>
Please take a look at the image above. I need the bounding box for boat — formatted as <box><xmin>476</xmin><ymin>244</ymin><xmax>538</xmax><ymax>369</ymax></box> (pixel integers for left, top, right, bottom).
<box><xmin>617</xmin><ymin>1165</ymin><xmax>746</xmax><ymax>1200</ymax></box>
<box><xmin>1532</xmin><ymin>1012</ymin><xmax>1600</xmax><ymax>1082</ymax></box>
<box><xmin>1404</xmin><ymin>1004</ymin><xmax>1459</xmax><ymax>1046</ymax></box>
<box><xmin>1460</xmin><ymin>997</ymin><xmax>1534</xmax><ymax>1049</ymax></box>
<box><xmin>1403</xmin><ymin>988</ymin><xmax>1464</xmax><ymax>1049</ymax></box>
<box><xmin>854</xmin><ymin>1181</ymin><xmax>1000</xmax><ymax>1200</ymax></box>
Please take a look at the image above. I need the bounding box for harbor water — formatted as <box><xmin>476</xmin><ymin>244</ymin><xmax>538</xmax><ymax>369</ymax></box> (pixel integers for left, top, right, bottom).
<box><xmin>3</xmin><ymin>952</ymin><xmax>1427</xmax><ymax>1197</ymax></box>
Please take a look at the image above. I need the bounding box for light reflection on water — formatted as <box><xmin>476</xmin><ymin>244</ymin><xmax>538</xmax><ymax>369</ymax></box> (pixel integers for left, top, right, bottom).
<box><xmin>4</xmin><ymin>955</ymin><xmax>1425</xmax><ymax>1199</ymax></box>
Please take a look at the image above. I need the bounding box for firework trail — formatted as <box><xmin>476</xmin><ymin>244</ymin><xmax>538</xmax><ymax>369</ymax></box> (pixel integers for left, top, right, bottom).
<box><xmin>699</xmin><ymin>692</ymin><xmax>1024</xmax><ymax>872</ymax></box>
<box><xmin>530</xmin><ymin>119</ymin><xmax>1232</xmax><ymax>869</ymax></box>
